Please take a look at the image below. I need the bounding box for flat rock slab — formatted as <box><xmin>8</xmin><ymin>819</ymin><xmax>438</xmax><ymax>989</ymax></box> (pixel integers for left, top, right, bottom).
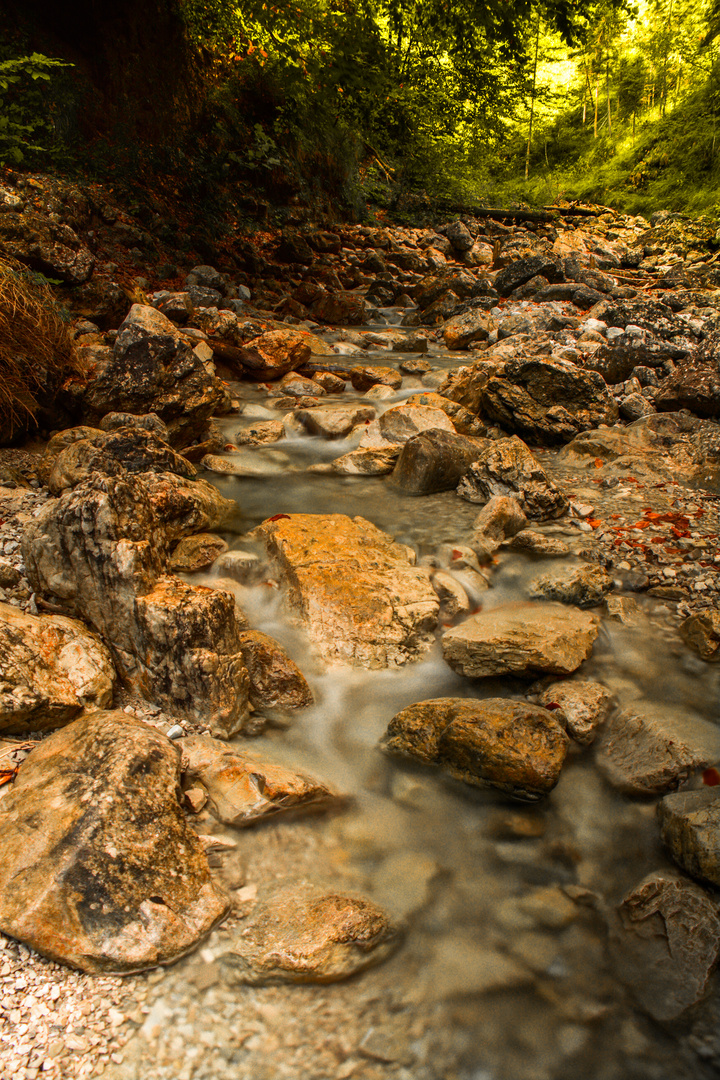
<box><xmin>608</xmin><ymin>872</ymin><xmax>720</xmax><ymax>1021</ymax></box>
<box><xmin>220</xmin><ymin>886</ymin><xmax>401</xmax><ymax>984</ymax></box>
<box><xmin>180</xmin><ymin>735</ymin><xmax>341</xmax><ymax>827</ymax></box>
<box><xmin>0</xmin><ymin>601</ymin><xmax>114</xmax><ymax>734</ymax></box>
<box><xmin>0</xmin><ymin>711</ymin><xmax>229</xmax><ymax>973</ymax></box>
<box><xmin>442</xmin><ymin>602</ymin><xmax>598</xmax><ymax>679</ymax></box>
<box><xmin>659</xmin><ymin>788</ymin><xmax>720</xmax><ymax>887</ymax></box>
<box><xmin>254</xmin><ymin>514</ymin><xmax>439</xmax><ymax>667</ymax></box>
<box><xmin>595</xmin><ymin>708</ymin><xmax>720</xmax><ymax>796</ymax></box>
<box><xmin>381</xmin><ymin>697</ymin><xmax>568</xmax><ymax>802</ymax></box>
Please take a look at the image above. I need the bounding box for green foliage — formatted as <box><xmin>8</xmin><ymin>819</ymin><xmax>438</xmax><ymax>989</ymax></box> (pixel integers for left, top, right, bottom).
<box><xmin>0</xmin><ymin>52</ymin><xmax>72</xmax><ymax>165</ymax></box>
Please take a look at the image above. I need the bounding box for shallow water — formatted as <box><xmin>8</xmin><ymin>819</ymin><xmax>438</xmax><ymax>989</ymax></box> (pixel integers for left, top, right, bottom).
<box><xmin>141</xmin><ymin>322</ymin><xmax>720</xmax><ymax>1080</ymax></box>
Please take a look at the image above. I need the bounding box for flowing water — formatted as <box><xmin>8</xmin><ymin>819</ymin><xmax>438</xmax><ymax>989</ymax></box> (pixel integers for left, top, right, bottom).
<box><xmin>115</xmin><ymin>321</ymin><xmax>720</xmax><ymax>1080</ymax></box>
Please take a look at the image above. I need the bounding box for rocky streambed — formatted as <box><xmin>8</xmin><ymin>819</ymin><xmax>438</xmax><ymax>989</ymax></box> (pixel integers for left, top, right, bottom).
<box><xmin>1</xmin><ymin>186</ymin><xmax>720</xmax><ymax>1080</ymax></box>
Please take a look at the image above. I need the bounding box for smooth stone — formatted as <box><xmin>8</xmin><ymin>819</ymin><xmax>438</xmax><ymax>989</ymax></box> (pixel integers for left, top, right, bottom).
<box><xmin>442</xmin><ymin>602</ymin><xmax>598</xmax><ymax>679</ymax></box>
<box><xmin>294</xmin><ymin>403</ymin><xmax>376</xmax><ymax>439</ymax></box>
<box><xmin>220</xmin><ymin>886</ymin><xmax>401</xmax><ymax>984</ymax></box>
<box><xmin>330</xmin><ymin>447</ymin><xmax>400</xmax><ymax>475</ymax></box>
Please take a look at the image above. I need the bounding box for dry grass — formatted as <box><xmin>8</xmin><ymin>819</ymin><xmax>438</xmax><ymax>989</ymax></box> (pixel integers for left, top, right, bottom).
<box><xmin>0</xmin><ymin>255</ymin><xmax>85</xmax><ymax>443</ymax></box>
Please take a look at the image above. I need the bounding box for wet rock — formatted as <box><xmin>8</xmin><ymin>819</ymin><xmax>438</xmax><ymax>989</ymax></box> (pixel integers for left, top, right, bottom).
<box><xmin>0</xmin><ymin>601</ymin><xmax>114</xmax><ymax>735</ymax></box>
<box><xmin>99</xmin><ymin>412</ymin><xmax>169</xmax><ymax>438</ymax></box>
<box><xmin>431</xmin><ymin>571</ymin><xmax>471</xmax><ymax>618</ymax></box>
<box><xmin>404</xmin><ymin>392</ymin><xmax>488</xmax><ymax>436</ymax></box>
<box><xmin>608</xmin><ymin>872</ymin><xmax>720</xmax><ymax>1022</ymax></box>
<box><xmin>242</xmin><ymin>330</ymin><xmax>311</xmax><ymax>379</ymax></box>
<box><xmin>528</xmin><ymin>563</ymin><xmax>613</xmax><ymax>608</ymax></box>
<box><xmin>295</xmin><ymin>403</ymin><xmax>376</xmax><ymax>439</ymax></box>
<box><xmin>235</xmin><ymin>421</ymin><xmax>285</xmax><ymax>446</ymax></box>
<box><xmin>442</xmin><ymin>602</ymin><xmax>598</xmax><ymax>679</ymax></box>
<box><xmin>46</xmin><ymin>427</ymin><xmax>196</xmax><ymax>495</ymax></box>
<box><xmin>390</xmin><ymin>429</ymin><xmax>486</xmax><ymax>495</ymax></box>
<box><xmin>350</xmin><ymin>366</ymin><xmax>403</xmax><ymax>392</ymax></box>
<box><xmin>213</xmin><ymin>550</ymin><xmax>264</xmax><ymax>584</ymax></box>
<box><xmin>493</xmin><ymin>255</ymin><xmax>563</xmax><ymax>296</ymax></box>
<box><xmin>220</xmin><ymin>886</ymin><xmax>400</xmax><ymax>984</ymax></box>
<box><xmin>471</xmin><ymin>495</ymin><xmax>528</xmax><ymax>561</ymax></box>
<box><xmin>659</xmin><ymin>788</ymin><xmax>720</xmax><ymax>888</ymax></box>
<box><xmin>0</xmin><ymin>711</ymin><xmax>229</xmax><ymax>973</ymax></box>
<box><xmin>680</xmin><ymin>609</ymin><xmax>720</xmax><ymax>661</ymax></box>
<box><xmin>481</xmin><ymin>359</ymin><xmax>618</xmax><ymax>445</ymax></box>
<box><xmin>237</xmin><ymin>629</ymin><xmax>313</xmax><ymax>710</ymax></box>
<box><xmin>537</xmin><ymin>680</ymin><xmax>615</xmax><ymax>745</ymax></box>
<box><xmin>504</xmin><ymin>531</ymin><xmax>570</xmax><ymax>556</ymax></box>
<box><xmin>78</xmin><ymin>305</ymin><xmax>226</xmax><ymax>445</ymax></box>
<box><xmin>330</xmin><ymin>447</ymin><xmax>400</xmax><ymax>475</ymax></box>
<box><xmin>22</xmin><ymin>475</ymin><xmax>250</xmax><ymax>737</ymax></box>
<box><xmin>254</xmin><ymin>513</ymin><xmax>439</xmax><ymax>667</ymax></box>
<box><xmin>180</xmin><ymin>735</ymin><xmax>337</xmax><ymax>827</ymax></box>
<box><xmin>457</xmin><ymin>436</ymin><xmax>568</xmax><ymax>520</ymax></box>
<box><xmin>378</xmin><ymin>404</ymin><xmax>456</xmax><ymax>443</ymax></box>
<box><xmin>381</xmin><ymin>697</ymin><xmax>568</xmax><ymax>802</ymax></box>
<box><xmin>442</xmin><ymin>309</ymin><xmax>491</xmax><ymax>350</ymax></box>
<box><xmin>201</xmin><ymin>450</ymin><xmax>289</xmax><ymax>477</ymax></box>
<box><xmin>139</xmin><ymin>472</ymin><xmax>238</xmax><ymax>540</ymax></box>
<box><xmin>595</xmin><ymin>708</ymin><xmax>720</xmax><ymax>796</ymax></box>
<box><xmin>657</xmin><ymin>328</ymin><xmax>720</xmax><ymax>418</ymax></box>
<box><xmin>169</xmin><ymin>533</ymin><xmax>229</xmax><ymax>573</ymax></box>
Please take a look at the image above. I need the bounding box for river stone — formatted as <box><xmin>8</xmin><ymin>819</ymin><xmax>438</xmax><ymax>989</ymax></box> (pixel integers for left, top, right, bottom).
<box><xmin>457</xmin><ymin>436</ymin><xmax>568</xmax><ymax>520</ymax></box>
<box><xmin>404</xmin><ymin>393</ymin><xmax>488</xmax><ymax>436</ymax></box>
<box><xmin>538</xmin><ymin>680</ymin><xmax>615</xmax><ymax>745</ymax></box>
<box><xmin>504</xmin><ymin>531</ymin><xmax>570</xmax><ymax>557</ymax></box>
<box><xmin>378</xmin><ymin>404</ymin><xmax>456</xmax><ymax>443</ymax></box>
<box><xmin>608</xmin><ymin>872</ymin><xmax>720</xmax><ymax>1021</ymax></box>
<box><xmin>0</xmin><ymin>602</ymin><xmax>115</xmax><ymax>734</ymax></box>
<box><xmin>0</xmin><ymin>711</ymin><xmax>229</xmax><ymax>973</ymax></box>
<box><xmin>180</xmin><ymin>735</ymin><xmax>338</xmax><ymax>826</ymax></box>
<box><xmin>391</xmin><ymin>429</ymin><xmax>487</xmax><ymax>495</ymax></box>
<box><xmin>431</xmin><ymin>571</ymin><xmax>471</xmax><ymax>618</ymax></box>
<box><xmin>201</xmin><ymin>450</ymin><xmax>289</xmax><ymax>477</ymax></box>
<box><xmin>442</xmin><ymin>309</ymin><xmax>492</xmax><ymax>350</ymax></box>
<box><xmin>680</xmin><ymin>609</ymin><xmax>720</xmax><ymax>661</ymax></box>
<box><xmin>46</xmin><ymin>428</ymin><xmax>196</xmax><ymax>495</ymax></box>
<box><xmin>659</xmin><ymin>788</ymin><xmax>720</xmax><ymax>887</ymax></box>
<box><xmin>79</xmin><ymin>304</ymin><xmax>226</xmax><ymax>445</ymax></box>
<box><xmin>528</xmin><ymin>563</ymin><xmax>613</xmax><ymax>608</ymax></box>
<box><xmin>595</xmin><ymin>708</ymin><xmax>720</xmax><ymax>796</ymax></box>
<box><xmin>381</xmin><ymin>698</ymin><xmax>568</xmax><ymax>802</ymax></box>
<box><xmin>254</xmin><ymin>513</ymin><xmax>439</xmax><ymax>667</ymax></box>
<box><xmin>234</xmin><ymin>420</ymin><xmax>285</xmax><ymax>446</ymax></box>
<box><xmin>243</xmin><ymin>329</ymin><xmax>311</xmax><ymax>379</ymax></box>
<box><xmin>220</xmin><ymin>886</ymin><xmax>400</xmax><ymax>984</ymax></box>
<box><xmin>442</xmin><ymin>603</ymin><xmax>598</xmax><ymax>679</ymax></box>
<box><xmin>295</xmin><ymin>403</ymin><xmax>376</xmax><ymax>438</ymax></box>
<box><xmin>350</xmin><ymin>366</ymin><xmax>403</xmax><ymax>392</ymax></box>
<box><xmin>169</xmin><ymin>533</ymin><xmax>229</xmax><ymax>573</ymax></box>
<box><xmin>330</xmin><ymin>447</ymin><xmax>400</xmax><ymax>475</ymax></box>
<box><xmin>481</xmin><ymin>359</ymin><xmax>618</xmax><ymax>445</ymax></box>
<box><xmin>237</xmin><ymin>629</ymin><xmax>313</xmax><ymax>710</ymax></box>
<box><xmin>138</xmin><ymin>472</ymin><xmax>238</xmax><ymax>540</ymax></box>
<box><xmin>471</xmin><ymin>496</ymin><xmax>528</xmax><ymax>561</ymax></box>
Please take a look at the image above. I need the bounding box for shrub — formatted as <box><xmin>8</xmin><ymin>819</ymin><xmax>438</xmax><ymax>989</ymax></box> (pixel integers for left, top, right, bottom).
<box><xmin>0</xmin><ymin>256</ymin><xmax>83</xmax><ymax>444</ymax></box>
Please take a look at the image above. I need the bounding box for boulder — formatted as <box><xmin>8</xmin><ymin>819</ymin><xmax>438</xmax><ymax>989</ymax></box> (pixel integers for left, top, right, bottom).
<box><xmin>528</xmin><ymin>563</ymin><xmax>613</xmax><ymax>608</ymax></box>
<box><xmin>330</xmin><ymin>447</ymin><xmax>400</xmax><ymax>475</ymax></box>
<box><xmin>381</xmin><ymin>697</ymin><xmax>568</xmax><ymax>802</ymax></box>
<box><xmin>295</xmin><ymin>403</ymin><xmax>376</xmax><ymax>439</ymax></box>
<box><xmin>608</xmin><ymin>873</ymin><xmax>720</xmax><ymax>1022</ymax></box>
<box><xmin>493</xmin><ymin>256</ymin><xmax>563</xmax><ymax>296</ymax></box>
<box><xmin>404</xmin><ymin>393</ymin><xmax>488</xmax><ymax>436</ymax></box>
<box><xmin>481</xmin><ymin>359</ymin><xmax>619</xmax><ymax>445</ymax></box>
<box><xmin>0</xmin><ymin>711</ymin><xmax>229</xmax><ymax>973</ymax></box>
<box><xmin>445</xmin><ymin>220</ymin><xmax>475</xmax><ymax>253</ymax></box>
<box><xmin>237</xmin><ymin>629</ymin><xmax>313</xmax><ymax>710</ymax></box>
<box><xmin>680</xmin><ymin>609</ymin><xmax>720</xmax><ymax>661</ymax></box>
<box><xmin>169</xmin><ymin>533</ymin><xmax>229</xmax><ymax>573</ymax></box>
<box><xmin>22</xmin><ymin>475</ymin><xmax>250</xmax><ymax>737</ymax></box>
<box><xmin>0</xmin><ymin>602</ymin><xmax>114</xmax><ymax>735</ymax></box>
<box><xmin>457</xmin><ymin>436</ymin><xmax>568</xmax><ymax>519</ymax></box>
<box><xmin>659</xmin><ymin>788</ymin><xmax>720</xmax><ymax>888</ymax></box>
<box><xmin>442</xmin><ymin>309</ymin><xmax>492</xmax><ymax>350</ymax></box>
<box><xmin>46</xmin><ymin>427</ymin><xmax>196</xmax><ymax>495</ymax></box>
<box><xmin>595</xmin><ymin>708</ymin><xmax>720</xmax><ymax>796</ymax></box>
<box><xmin>78</xmin><ymin>305</ymin><xmax>226</xmax><ymax>445</ymax></box>
<box><xmin>312</xmin><ymin>291</ymin><xmax>367</xmax><ymax>325</ymax></box>
<box><xmin>235</xmin><ymin>420</ymin><xmax>285</xmax><ymax>446</ymax></box>
<box><xmin>138</xmin><ymin>472</ymin><xmax>238</xmax><ymax>540</ymax></box>
<box><xmin>220</xmin><ymin>886</ymin><xmax>400</xmax><ymax>984</ymax></box>
<box><xmin>390</xmin><ymin>429</ymin><xmax>487</xmax><ymax>495</ymax></box>
<box><xmin>537</xmin><ymin>680</ymin><xmax>615</xmax><ymax>745</ymax></box>
<box><xmin>504</xmin><ymin>531</ymin><xmax>570</xmax><ymax>557</ymax></box>
<box><xmin>442</xmin><ymin>602</ymin><xmax>598</xmax><ymax>679</ymax></box>
<box><xmin>349</xmin><ymin>366</ymin><xmax>403</xmax><ymax>392</ymax></box>
<box><xmin>254</xmin><ymin>513</ymin><xmax>439</xmax><ymax>667</ymax></box>
<box><xmin>241</xmin><ymin>330</ymin><xmax>311</xmax><ymax>379</ymax></box>
<box><xmin>378</xmin><ymin>405</ymin><xmax>456</xmax><ymax>443</ymax></box>
<box><xmin>0</xmin><ymin>211</ymin><xmax>94</xmax><ymax>285</ymax></box>
<box><xmin>180</xmin><ymin>735</ymin><xmax>338</xmax><ymax>827</ymax></box>
<box><xmin>471</xmin><ymin>496</ymin><xmax>528</xmax><ymax>561</ymax></box>
<box><xmin>656</xmin><ymin>328</ymin><xmax>720</xmax><ymax>418</ymax></box>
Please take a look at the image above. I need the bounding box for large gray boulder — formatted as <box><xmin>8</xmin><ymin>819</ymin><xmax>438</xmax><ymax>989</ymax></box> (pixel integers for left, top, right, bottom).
<box><xmin>0</xmin><ymin>711</ymin><xmax>229</xmax><ymax>973</ymax></box>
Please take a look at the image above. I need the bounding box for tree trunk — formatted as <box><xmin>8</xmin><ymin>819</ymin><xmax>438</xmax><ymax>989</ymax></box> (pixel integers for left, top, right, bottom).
<box><xmin>606</xmin><ymin>59</ymin><xmax>612</xmax><ymax>135</ymax></box>
<box><xmin>525</xmin><ymin>16</ymin><xmax>541</xmax><ymax>181</ymax></box>
<box><xmin>594</xmin><ymin>79</ymin><xmax>599</xmax><ymax>138</ymax></box>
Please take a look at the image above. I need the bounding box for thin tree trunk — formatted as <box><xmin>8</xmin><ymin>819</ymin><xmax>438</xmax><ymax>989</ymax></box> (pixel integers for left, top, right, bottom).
<box><xmin>594</xmin><ymin>79</ymin><xmax>599</xmax><ymax>138</ymax></box>
<box><xmin>525</xmin><ymin>16</ymin><xmax>541</xmax><ymax>180</ymax></box>
<box><xmin>632</xmin><ymin>110</ymin><xmax>635</xmax><ymax>146</ymax></box>
<box><xmin>606</xmin><ymin>58</ymin><xmax>612</xmax><ymax>135</ymax></box>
